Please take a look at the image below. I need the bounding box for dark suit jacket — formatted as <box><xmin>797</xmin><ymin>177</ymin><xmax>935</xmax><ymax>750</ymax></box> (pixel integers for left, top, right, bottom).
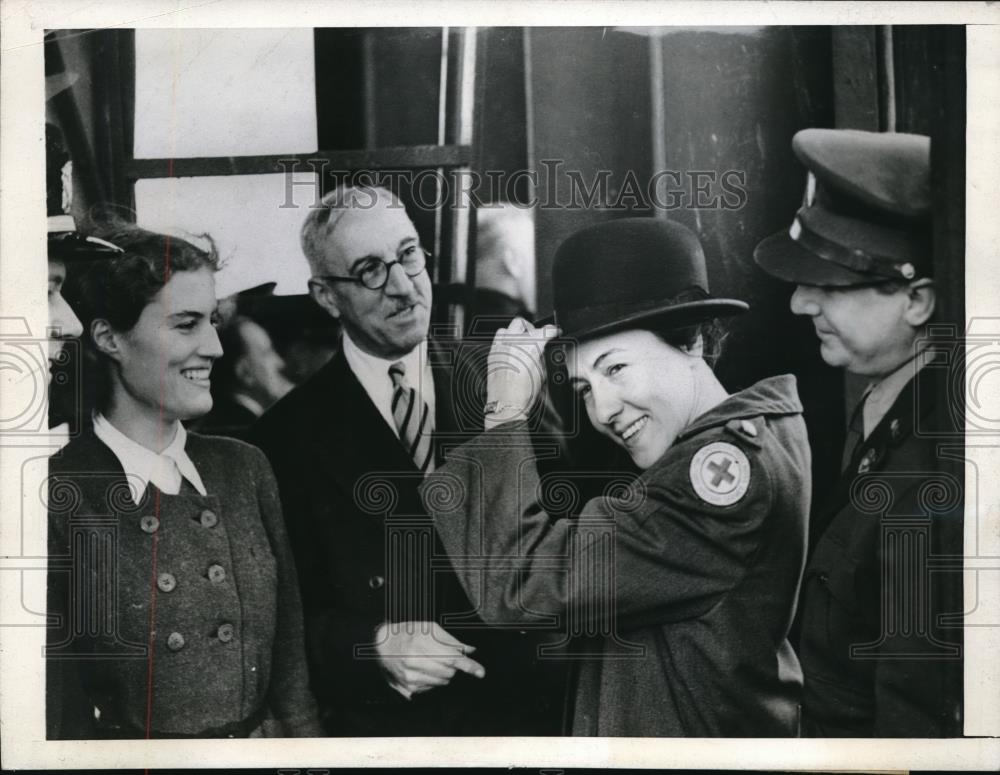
<box><xmin>249</xmin><ymin>339</ymin><xmax>566</xmax><ymax>736</ymax></box>
<box><xmin>798</xmin><ymin>364</ymin><xmax>964</xmax><ymax>736</ymax></box>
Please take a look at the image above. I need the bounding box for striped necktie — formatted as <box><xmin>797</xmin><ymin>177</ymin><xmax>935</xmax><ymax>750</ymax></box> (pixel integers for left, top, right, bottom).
<box><xmin>389</xmin><ymin>361</ymin><xmax>434</xmax><ymax>474</ymax></box>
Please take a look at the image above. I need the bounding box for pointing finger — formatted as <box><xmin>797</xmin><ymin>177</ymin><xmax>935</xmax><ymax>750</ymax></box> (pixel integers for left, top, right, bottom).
<box><xmin>452</xmin><ymin>655</ymin><xmax>486</xmax><ymax>679</ymax></box>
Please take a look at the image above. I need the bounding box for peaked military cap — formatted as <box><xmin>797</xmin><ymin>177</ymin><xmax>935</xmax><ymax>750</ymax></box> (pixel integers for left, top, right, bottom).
<box><xmin>46</xmin><ymin>122</ymin><xmax>122</xmax><ymax>265</ymax></box>
<box><xmin>754</xmin><ymin>128</ymin><xmax>932</xmax><ymax>286</ymax></box>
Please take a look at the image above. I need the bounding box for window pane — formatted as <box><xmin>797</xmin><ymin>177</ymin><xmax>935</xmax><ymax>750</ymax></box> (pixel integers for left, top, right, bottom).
<box><xmin>134</xmin><ymin>29</ymin><xmax>317</xmax><ymax>159</ymax></box>
<box><xmin>134</xmin><ymin>173</ymin><xmax>318</xmax><ymax>298</ymax></box>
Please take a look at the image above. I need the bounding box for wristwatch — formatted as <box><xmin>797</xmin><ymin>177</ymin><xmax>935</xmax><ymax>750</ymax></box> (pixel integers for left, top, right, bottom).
<box><xmin>484</xmin><ymin>400</ymin><xmax>523</xmax><ymax>418</ymax></box>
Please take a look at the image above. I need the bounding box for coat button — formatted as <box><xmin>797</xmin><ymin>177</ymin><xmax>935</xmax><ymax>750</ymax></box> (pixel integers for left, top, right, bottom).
<box><xmin>217</xmin><ymin>623</ymin><xmax>235</xmax><ymax>643</ymax></box>
<box><xmin>200</xmin><ymin>509</ymin><xmax>218</xmax><ymax>528</ymax></box>
<box><xmin>890</xmin><ymin>418</ymin><xmax>902</xmax><ymax>440</ymax></box>
<box><xmin>739</xmin><ymin>419</ymin><xmax>758</xmax><ymax>438</ymax></box>
<box><xmin>207</xmin><ymin>564</ymin><xmax>226</xmax><ymax>584</ymax></box>
<box><xmin>167</xmin><ymin>631</ymin><xmax>185</xmax><ymax>651</ymax></box>
<box><xmin>140</xmin><ymin>516</ymin><xmax>160</xmax><ymax>534</ymax></box>
<box><xmin>368</xmin><ymin>575</ymin><xmax>385</xmax><ymax>590</ymax></box>
<box><xmin>157</xmin><ymin>572</ymin><xmax>177</xmax><ymax>592</ymax></box>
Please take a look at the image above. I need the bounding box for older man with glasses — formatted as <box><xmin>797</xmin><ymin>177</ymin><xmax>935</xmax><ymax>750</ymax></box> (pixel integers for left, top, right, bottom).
<box><xmin>250</xmin><ymin>185</ymin><xmax>564</xmax><ymax>736</ymax></box>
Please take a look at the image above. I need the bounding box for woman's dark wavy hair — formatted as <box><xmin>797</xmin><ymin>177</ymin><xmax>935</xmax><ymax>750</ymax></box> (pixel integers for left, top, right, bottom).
<box><xmin>80</xmin><ymin>218</ymin><xmax>221</xmax><ymax>332</ymax></box>
<box><xmin>644</xmin><ymin>288</ymin><xmax>731</xmax><ymax>369</ymax></box>
<box><xmin>74</xmin><ymin>213</ymin><xmax>221</xmax><ymax>414</ymax></box>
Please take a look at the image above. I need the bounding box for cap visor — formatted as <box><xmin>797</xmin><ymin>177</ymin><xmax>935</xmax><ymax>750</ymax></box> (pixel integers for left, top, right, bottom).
<box><xmin>753</xmin><ymin>230</ymin><xmax>872</xmax><ymax>286</ymax></box>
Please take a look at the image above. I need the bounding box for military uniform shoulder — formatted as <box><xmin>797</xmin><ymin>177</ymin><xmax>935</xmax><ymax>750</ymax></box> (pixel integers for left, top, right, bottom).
<box><xmin>659</xmin><ymin>423</ymin><xmax>763</xmax><ymax>510</ymax></box>
<box><xmin>723</xmin><ymin>416</ymin><xmax>766</xmax><ymax>449</ymax></box>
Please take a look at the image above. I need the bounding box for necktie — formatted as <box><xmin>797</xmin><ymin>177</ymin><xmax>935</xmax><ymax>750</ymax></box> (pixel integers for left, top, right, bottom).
<box><xmin>389</xmin><ymin>361</ymin><xmax>434</xmax><ymax>474</ymax></box>
<box><xmin>841</xmin><ymin>390</ymin><xmax>870</xmax><ymax>472</ymax></box>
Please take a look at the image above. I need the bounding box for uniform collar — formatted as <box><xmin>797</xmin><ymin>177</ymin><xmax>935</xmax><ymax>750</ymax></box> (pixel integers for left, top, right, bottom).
<box><xmin>862</xmin><ymin>347</ymin><xmax>935</xmax><ymax>438</ymax></box>
<box><xmin>677</xmin><ymin>374</ymin><xmax>802</xmax><ymax>442</ymax></box>
<box><xmin>92</xmin><ymin>412</ymin><xmax>207</xmax><ymax>504</ymax></box>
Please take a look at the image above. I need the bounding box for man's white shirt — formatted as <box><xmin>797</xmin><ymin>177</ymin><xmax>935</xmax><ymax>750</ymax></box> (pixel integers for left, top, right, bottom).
<box><xmin>341</xmin><ymin>332</ymin><xmax>436</xmax><ymax>439</ymax></box>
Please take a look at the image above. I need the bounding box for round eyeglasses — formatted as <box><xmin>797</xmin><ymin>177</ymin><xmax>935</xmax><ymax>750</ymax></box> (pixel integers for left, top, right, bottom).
<box><xmin>315</xmin><ymin>246</ymin><xmax>430</xmax><ymax>291</ymax></box>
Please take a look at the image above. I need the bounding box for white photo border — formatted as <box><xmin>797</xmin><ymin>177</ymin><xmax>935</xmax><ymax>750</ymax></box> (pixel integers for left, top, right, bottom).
<box><xmin>2</xmin><ymin>0</ymin><xmax>999</xmax><ymax>769</ymax></box>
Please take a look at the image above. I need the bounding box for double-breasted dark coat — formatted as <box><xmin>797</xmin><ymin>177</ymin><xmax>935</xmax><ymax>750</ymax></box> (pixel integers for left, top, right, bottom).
<box><xmin>425</xmin><ymin>374</ymin><xmax>811</xmax><ymax>736</ymax></box>
<box><xmin>46</xmin><ymin>430</ymin><xmax>321</xmax><ymax>738</ymax></box>
<box><xmin>798</xmin><ymin>364</ymin><xmax>964</xmax><ymax>736</ymax></box>
<box><xmin>248</xmin><ymin>340</ymin><xmax>567</xmax><ymax>736</ymax></box>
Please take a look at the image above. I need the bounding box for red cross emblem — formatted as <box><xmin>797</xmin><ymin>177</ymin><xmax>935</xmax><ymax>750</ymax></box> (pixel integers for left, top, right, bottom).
<box><xmin>689</xmin><ymin>442</ymin><xmax>751</xmax><ymax>506</ymax></box>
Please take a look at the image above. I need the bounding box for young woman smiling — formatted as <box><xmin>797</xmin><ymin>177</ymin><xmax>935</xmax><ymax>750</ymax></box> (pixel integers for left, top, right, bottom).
<box><xmin>424</xmin><ymin>218</ymin><xmax>812</xmax><ymax>737</ymax></box>
<box><xmin>46</xmin><ymin>224</ymin><xmax>321</xmax><ymax>739</ymax></box>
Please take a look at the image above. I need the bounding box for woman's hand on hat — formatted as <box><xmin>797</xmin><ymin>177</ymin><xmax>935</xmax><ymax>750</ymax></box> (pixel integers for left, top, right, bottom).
<box><xmin>485</xmin><ymin>317</ymin><xmax>560</xmax><ymax>429</ymax></box>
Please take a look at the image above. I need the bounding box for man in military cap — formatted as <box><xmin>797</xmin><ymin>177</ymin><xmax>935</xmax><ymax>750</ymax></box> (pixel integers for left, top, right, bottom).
<box><xmin>45</xmin><ymin>122</ymin><xmax>121</xmax><ymax>446</ymax></box>
<box><xmin>755</xmin><ymin>128</ymin><xmax>963</xmax><ymax>736</ymax></box>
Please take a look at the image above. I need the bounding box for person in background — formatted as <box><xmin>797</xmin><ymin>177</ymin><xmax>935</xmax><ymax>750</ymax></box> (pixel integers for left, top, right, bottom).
<box><xmin>423</xmin><ymin>217</ymin><xmax>811</xmax><ymax>736</ymax></box>
<box><xmin>250</xmin><ymin>184</ymin><xmax>565</xmax><ymax>736</ymax></box>
<box><xmin>754</xmin><ymin>128</ymin><xmax>963</xmax><ymax>736</ymax></box>
<box><xmin>195</xmin><ymin>315</ymin><xmax>295</xmax><ymax>440</ymax></box>
<box><xmin>46</xmin><ymin>222</ymin><xmax>321</xmax><ymax>739</ymax></box>
<box><xmin>466</xmin><ymin>203</ymin><xmax>536</xmax><ymax>338</ymax></box>
<box><xmin>45</xmin><ymin>121</ymin><xmax>120</xmax><ymax>445</ymax></box>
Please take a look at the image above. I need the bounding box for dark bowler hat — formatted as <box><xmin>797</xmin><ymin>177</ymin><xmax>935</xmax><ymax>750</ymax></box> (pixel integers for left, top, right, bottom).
<box><xmin>754</xmin><ymin>128</ymin><xmax>931</xmax><ymax>286</ymax></box>
<box><xmin>547</xmin><ymin>217</ymin><xmax>748</xmax><ymax>341</ymax></box>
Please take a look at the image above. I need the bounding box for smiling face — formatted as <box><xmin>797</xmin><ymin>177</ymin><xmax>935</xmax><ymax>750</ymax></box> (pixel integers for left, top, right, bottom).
<box><xmin>311</xmin><ymin>199</ymin><xmax>432</xmax><ymax>359</ymax></box>
<box><xmin>789</xmin><ymin>283</ymin><xmax>924</xmax><ymax>377</ymax></box>
<box><xmin>107</xmin><ymin>267</ymin><xmax>222</xmax><ymax>425</ymax></box>
<box><xmin>47</xmin><ymin>259</ymin><xmax>83</xmax><ymax>384</ymax></box>
<box><xmin>568</xmin><ymin>328</ymin><xmax>701</xmax><ymax>470</ymax></box>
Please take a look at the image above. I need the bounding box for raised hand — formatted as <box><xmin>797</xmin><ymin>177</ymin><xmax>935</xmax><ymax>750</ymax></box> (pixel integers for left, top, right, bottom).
<box><xmin>485</xmin><ymin>316</ymin><xmax>560</xmax><ymax>428</ymax></box>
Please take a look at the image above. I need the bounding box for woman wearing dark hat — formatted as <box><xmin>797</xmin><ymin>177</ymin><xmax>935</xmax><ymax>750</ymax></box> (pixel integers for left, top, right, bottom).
<box><xmin>423</xmin><ymin>217</ymin><xmax>811</xmax><ymax>736</ymax></box>
<box><xmin>46</xmin><ymin>223</ymin><xmax>322</xmax><ymax>738</ymax></box>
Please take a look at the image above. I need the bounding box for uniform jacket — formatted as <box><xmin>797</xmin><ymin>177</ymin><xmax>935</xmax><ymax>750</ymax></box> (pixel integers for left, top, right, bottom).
<box><xmin>799</xmin><ymin>364</ymin><xmax>964</xmax><ymax>736</ymax></box>
<box><xmin>425</xmin><ymin>374</ymin><xmax>811</xmax><ymax>736</ymax></box>
<box><xmin>46</xmin><ymin>430</ymin><xmax>321</xmax><ymax>739</ymax></box>
<box><xmin>248</xmin><ymin>340</ymin><xmax>566</xmax><ymax>736</ymax></box>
